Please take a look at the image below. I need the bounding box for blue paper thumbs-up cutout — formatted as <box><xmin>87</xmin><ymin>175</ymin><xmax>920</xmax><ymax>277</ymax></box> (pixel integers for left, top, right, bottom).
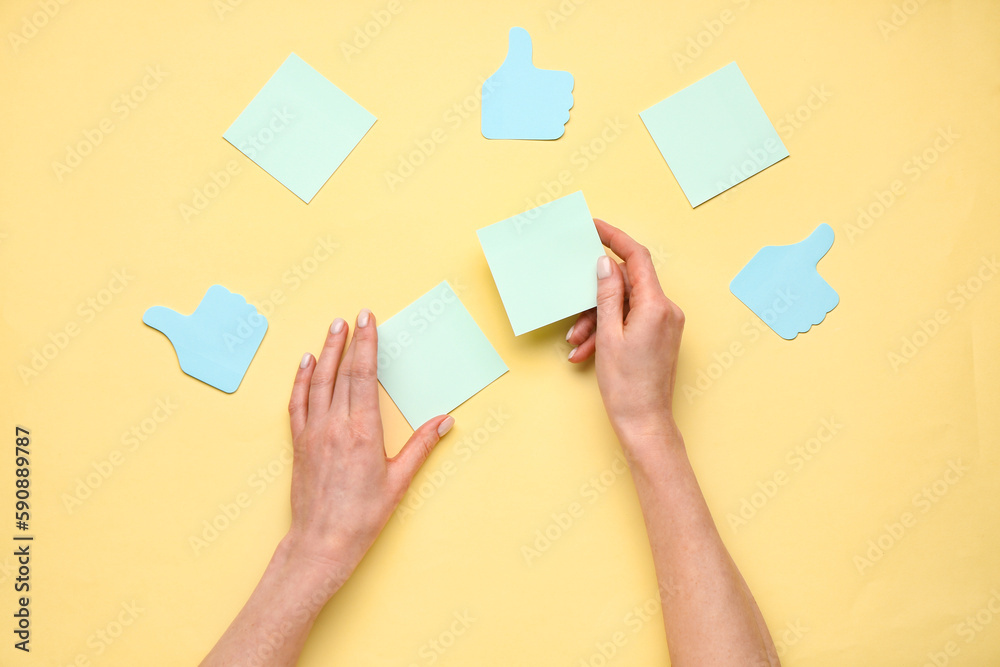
<box><xmin>482</xmin><ymin>27</ymin><xmax>574</xmax><ymax>140</ymax></box>
<box><xmin>730</xmin><ymin>224</ymin><xmax>839</xmax><ymax>340</ymax></box>
<box><xmin>143</xmin><ymin>285</ymin><xmax>268</xmax><ymax>393</ymax></box>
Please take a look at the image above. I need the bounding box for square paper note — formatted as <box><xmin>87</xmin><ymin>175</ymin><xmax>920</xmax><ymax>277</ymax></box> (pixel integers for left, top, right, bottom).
<box><xmin>477</xmin><ymin>190</ymin><xmax>605</xmax><ymax>336</ymax></box>
<box><xmin>377</xmin><ymin>281</ymin><xmax>507</xmax><ymax>429</ymax></box>
<box><xmin>223</xmin><ymin>53</ymin><xmax>376</xmax><ymax>203</ymax></box>
<box><xmin>640</xmin><ymin>62</ymin><xmax>788</xmax><ymax>207</ymax></box>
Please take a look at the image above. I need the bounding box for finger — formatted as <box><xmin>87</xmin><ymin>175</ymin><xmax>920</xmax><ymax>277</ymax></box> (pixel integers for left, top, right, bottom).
<box><xmin>332</xmin><ymin>326</ymin><xmax>356</xmax><ymax>414</ymax></box>
<box><xmin>596</xmin><ymin>254</ymin><xmax>625</xmax><ymax>341</ymax></box>
<box><xmin>288</xmin><ymin>353</ymin><xmax>314</xmax><ymax>439</ymax></box>
<box><xmin>593</xmin><ymin>219</ymin><xmax>663</xmax><ymax>295</ymax></box>
<box><xmin>389</xmin><ymin>415</ymin><xmax>454</xmax><ymax>492</ymax></box>
<box><xmin>308</xmin><ymin>318</ymin><xmax>349</xmax><ymax>415</ymax></box>
<box><xmin>347</xmin><ymin>309</ymin><xmax>379</xmax><ymax>416</ymax></box>
<box><xmin>566</xmin><ymin>309</ymin><xmax>596</xmax><ymax>346</ymax></box>
<box><xmin>620</xmin><ymin>262</ymin><xmax>633</xmax><ymax>300</ymax></box>
<box><xmin>568</xmin><ymin>330</ymin><xmax>596</xmax><ymax>363</ymax></box>
<box><xmin>571</xmin><ymin>258</ymin><xmax>631</xmax><ymax>362</ymax></box>
<box><xmin>566</xmin><ymin>308</ymin><xmax>595</xmax><ymax>363</ymax></box>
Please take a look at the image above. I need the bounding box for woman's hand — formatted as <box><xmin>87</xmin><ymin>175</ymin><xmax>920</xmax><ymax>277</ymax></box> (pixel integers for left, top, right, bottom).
<box><xmin>201</xmin><ymin>311</ymin><xmax>454</xmax><ymax>667</ymax></box>
<box><xmin>566</xmin><ymin>221</ymin><xmax>779</xmax><ymax>667</ymax></box>
<box><xmin>283</xmin><ymin>309</ymin><xmax>454</xmax><ymax>583</ymax></box>
<box><xmin>566</xmin><ymin>219</ymin><xmax>685</xmax><ymax>453</ymax></box>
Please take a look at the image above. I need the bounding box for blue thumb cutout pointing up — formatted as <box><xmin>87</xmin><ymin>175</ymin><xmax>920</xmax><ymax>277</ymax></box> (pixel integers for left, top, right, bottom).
<box><xmin>481</xmin><ymin>27</ymin><xmax>574</xmax><ymax>140</ymax></box>
<box><xmin>143</xmin><ymin>285</ymin><xmax>268</xmax><ymax>393</ymax></box>
<box><xmin>730</xmin><ymin>224</ymin><xmax>839</xmax><ymax>340</ymax></box>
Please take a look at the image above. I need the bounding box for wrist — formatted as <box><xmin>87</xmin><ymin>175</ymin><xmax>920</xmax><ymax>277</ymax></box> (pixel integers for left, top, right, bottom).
<box><xmin>614</xmin><ymin>415</ymin><xmax>684</xmax><ymax>455</ymax></box>
<box><xmin>270</xmin><ymin>535</ymin><xmax>354</xmax><ymax>613</ymax></box>
<box><xmin>613</xmin><ymin>417</ymin><xmax>686</xmax><ymax>470</ymax></box>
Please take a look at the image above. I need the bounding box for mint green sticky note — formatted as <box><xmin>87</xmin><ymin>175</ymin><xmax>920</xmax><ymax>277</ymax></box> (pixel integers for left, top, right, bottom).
<box><xmin>223</xmin><ymin>53</ymin><xmax>376</xmax><ymax>203</ymax></box>
<box><xmin>640</xmin><ymin>62</ymin><xmax>788</xmax><ymax>207</ymax></box>
<box><xmin>377</xmin><ymin>281</ymin><xmax>507</xmax><ymax>429</ymax></box>
<box><xmin>477</xmin><ymin>191</ymin><xmax>605</xmax><ymax>336</ymax></box>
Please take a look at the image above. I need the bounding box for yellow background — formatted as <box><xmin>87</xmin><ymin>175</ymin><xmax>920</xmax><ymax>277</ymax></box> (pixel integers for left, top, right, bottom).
<box><xmin>2</xmin><ymin>0</ymin><xmax>999</xmax><ymax>664</ymax></box>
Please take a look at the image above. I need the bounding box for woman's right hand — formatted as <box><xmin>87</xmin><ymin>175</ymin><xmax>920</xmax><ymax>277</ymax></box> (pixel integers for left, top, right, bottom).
<box><xmin>566</xmin><ymin>219</ymin><xmax>686</xmax><ymax>455</ymax></box>
<box><xmin>570</xmin><ymin>221</ymin><xmax>779</xmax><ymax>667</ymax></box>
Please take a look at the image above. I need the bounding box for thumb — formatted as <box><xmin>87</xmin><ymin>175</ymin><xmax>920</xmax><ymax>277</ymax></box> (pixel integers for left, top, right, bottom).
<box><xmin>595</xmin><ymin>255</ymin><xmax>624</xmax><ymax>340</ymax></box>
<box><xmin>390</xmin><ymin>415</ymin><xmax>454</xmax><ymax>490</ymax></box>
<box><xmin>503</xmin><ymin>27</ymin><xmax>534</xmax><ymax>69</ymax></box>
<box><xmin>793</xmin><ymin>223</ymin><xmax>835</xmax><ymax>263</ymax></box>
<box><xmin>143</xmin><ymin>306</ymin><xmax>187</xmax><ymax>340</ymax></box>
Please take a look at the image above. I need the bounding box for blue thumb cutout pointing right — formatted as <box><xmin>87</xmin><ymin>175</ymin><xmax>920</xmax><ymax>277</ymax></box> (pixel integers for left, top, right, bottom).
<box><xmin>730</xmin><ymin>223</ymin><xmax>840</xmax><ymax>340</ymax></box>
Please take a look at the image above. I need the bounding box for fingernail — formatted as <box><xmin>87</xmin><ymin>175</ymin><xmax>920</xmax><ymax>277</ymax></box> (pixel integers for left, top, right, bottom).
<box><xmin>299</xmin><ymin>353</ymin><xmax>312</xmax><ymax>369</ymax></box>
<box><xmin>597</xmin><ymin>255</ymin><xmax>613</xmax><ymax>279</ymax></box>
<box><xmin>357</xmin><ymin>309</ymin><xmax>371</xmax><ymax>328</ymax></box>
<box><xmin>437</xmin><ymin>416</ymin><xmax>455</xmax><ymax>437</ymax></box>
<box><xmin>566</xmin><ymin>324</ymin><xmax>575</xmax><ymax>341</ymax></box>
<box><xmin>568</xmin><ymin>347</ymin><xmax>578</xmax><ymax>360</ymax></box>
<box><xmin>330</xmin><ymin>318</ymin><xmax>346</xmax><ymax>334</ymax></box>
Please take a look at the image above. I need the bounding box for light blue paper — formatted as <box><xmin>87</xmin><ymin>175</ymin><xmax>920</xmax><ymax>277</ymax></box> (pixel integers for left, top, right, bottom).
<box><xmin>377</xmin><ymin>281</ymin><xmax>508</xmax><ymax>429</ymax></box>
<box><xmin>730</xmin><ymin>224</ymin><xmax>839</xmax><ymax>340</ymax></box>
<box><xmin>477</xmin><ymin>191</ymin><xmax>605</xmax><ymax>335</ymax></box>
<box><xmin>143</xmin><ymin>285</ymin><xmax>268</xmax><ymax>393</ymax></box>
<box><xmin>640</xmin><ymin>62</ymin><xmax>788</xmax><ymax>207</ymax></box>
<box><xmin>223</xmin><ymin>53</ymin><xmax>376</xmax><ymax>203</ymax></box>
<box><xmin>481</xmin><ymin>27</ymin><xmax>574</xmax><ymax>140</ymax></box>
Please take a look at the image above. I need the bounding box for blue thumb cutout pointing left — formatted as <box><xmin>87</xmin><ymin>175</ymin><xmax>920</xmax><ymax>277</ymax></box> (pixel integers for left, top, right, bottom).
<box><xmin>143</xmin><ymin>285</ymin><xmax>268</xmax><ymax>393</ymax></box>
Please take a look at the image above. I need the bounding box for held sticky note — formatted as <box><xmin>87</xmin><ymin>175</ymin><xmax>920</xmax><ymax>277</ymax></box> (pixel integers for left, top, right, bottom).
<box><xmin>477</xmin><ymin>191</ymin><xmax>605</xmax><ymax>335</ymax></box>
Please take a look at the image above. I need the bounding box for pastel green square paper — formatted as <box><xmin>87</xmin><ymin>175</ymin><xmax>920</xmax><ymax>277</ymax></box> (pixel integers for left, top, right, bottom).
<box><xmin>477</xmin><ymin>191</ymin><xmax>605</xmax><ymax>335</ymax></box>
<box><xmin>640</xmin><ymin>62</ymin><xmax>788</xmax><ymax>207</ymax></box>
<box><xmin>377</xmin><ymin>281</ymin><xmax>507</xmax><ymax>429</ymax></box>
<box><xmin>223</xmin><ymin>53</ymin><xmax>376</xmax><ymax>203</ymax></box>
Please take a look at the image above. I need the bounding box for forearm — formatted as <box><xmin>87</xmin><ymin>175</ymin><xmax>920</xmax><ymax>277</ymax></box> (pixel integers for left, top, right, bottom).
<box><xmin>200</xmin><ymin>537</ymin><xmax>350</xmax><ymax>667</ymax></box>
<box><xmin>623</xmin><ymin>426</ymin><xmax>778</xmax><ymax>667</ymax></box>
